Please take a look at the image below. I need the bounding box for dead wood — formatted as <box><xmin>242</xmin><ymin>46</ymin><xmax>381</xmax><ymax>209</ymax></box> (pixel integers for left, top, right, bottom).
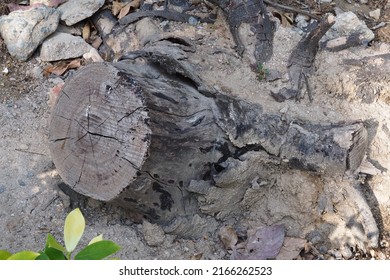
<box><xmin>271</xmin><ymin>14</ymin><xmax>336</xmax><ymax>102</ymax></box>
<box><xmin>49</xmin><ymin>44</ymin><xmax>367</xmax><ymax>236</ymax></box>
<box><xmin>209</xmin><ymin>0</ymin><xmax>276</xmax><ymax>62</ymax></box>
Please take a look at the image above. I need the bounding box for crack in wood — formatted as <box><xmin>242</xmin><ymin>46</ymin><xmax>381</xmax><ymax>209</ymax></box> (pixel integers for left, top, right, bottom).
<box><xmin>117</xmin><ymin>107</ymin><xmax>144</xmax><ymax>124</ymax></box>
<box><xmin>51</xmin><ymin>137</ymin><xmax>70</xmax><ymax>142</ymax></box>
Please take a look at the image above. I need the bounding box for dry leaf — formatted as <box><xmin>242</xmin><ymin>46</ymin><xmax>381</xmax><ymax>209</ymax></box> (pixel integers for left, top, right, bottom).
<box><xmin>118</xmin><ymin>0</ymin><xmax>141</xmax><ymax>19</ymax></box>
<box><xmin>43</xmin><ymin>59</ymin><xmax>82</xmax><ymax>76</ymax></box>
<box><xmin>112</xmin><ymin>1</ymin><xmax>127</xmax><ymax>16</ymax></box>
<box><xmin>231</xmin><ymin>225</ymin><xmax>285</xmax><ymax>260</ymax></box>
<box><xmin>270</xmin><ymin>8</ymin><xmax>293</xmax><ymax>27</ymax></box>
<box><xmin>218</xmin><ymin>225</ymin><xmax>238</xmax><ymax>249</ymax></box>
<box><xmin>82</xmin><ymin>22</ymin><xmax>91</xmax><ymax>41</ymax></box>
<box><xmin>275</xmin><ymin>237</ymin><xmax>306</xmax><ymax>260</ymax></box>
<box><xmin>190</xmin><ymin>253</ymin><xmax>203</xmax><ymax>260</ymax></box>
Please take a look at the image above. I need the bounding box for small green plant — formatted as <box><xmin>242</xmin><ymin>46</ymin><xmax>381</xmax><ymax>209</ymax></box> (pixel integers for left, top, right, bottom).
<box><xmin>251</xmin><ymin>62</ymin><xmax>270</xmax><ymax>81</ymax></box>
<box><xmin>0</xmin><ymin>208</ymin><xmax>120</xmax><ymax>260</ymax></box>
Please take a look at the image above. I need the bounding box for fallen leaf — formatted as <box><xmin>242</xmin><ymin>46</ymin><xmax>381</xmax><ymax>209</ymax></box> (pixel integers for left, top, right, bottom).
<box><xmin>118</xmin><ymin>0</ymin><xmax>141</xmax><ymax>19</ymax></box>
<box><xmin>190</xmin><ymin>253</ymin><xmax>203</xmax><ymax>260</ymax></box>
<box><xmin>112</xmin><ymin>1</ymin><xmax>127</xmax><ymax>16</ymax></box>
<box><xmin>275</xmin><ymin>237</ymin><xmax>306</xmax><ymax>260</ymax></box>
<box><xmin>270</xmin><ymin>8</ymin><xmax>293</xmax><ymax>27</ymax></box>
<box><xmin>218</xmin><ymin>225</ymin><xmax>238</xmax><ymax>249</ymax></box>
<box><xmin>231</xmin><ymin>225</ymin><xmax>285</xmax><ymax>260</ymax></box>
<box><xmin>82</xmin><ymin>22</ymin><xmax>91</xmax><ymax>41</ymax></box>
<box><xmin>43</xmin><ymin>59</ymin><xmax>82</xmax><ymax>76</ymax></box>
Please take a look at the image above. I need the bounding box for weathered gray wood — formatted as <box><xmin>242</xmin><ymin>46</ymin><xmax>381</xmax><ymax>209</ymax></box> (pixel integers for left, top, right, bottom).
<box><xmin>49</xmin><ymin>56</ymin><xmax>367</xmax><ymax>236</ymax></box>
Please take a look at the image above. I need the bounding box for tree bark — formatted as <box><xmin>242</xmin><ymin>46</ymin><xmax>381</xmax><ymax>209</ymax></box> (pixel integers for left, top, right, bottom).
<box><xmin>49</xmin><ymin>59</ymin><xmax>367</xmax><ymax>236</ymax></box>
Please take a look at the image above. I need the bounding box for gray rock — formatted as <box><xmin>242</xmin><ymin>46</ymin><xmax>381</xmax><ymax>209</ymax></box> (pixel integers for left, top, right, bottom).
<box><xmin>0</xmin><ymin>185</ymin><xmax>5</xmax><ymax>194</ymax></box>
<box><xmin>142</xmin><ymin>220</ymin><xmax>166</xmax><ymax>246</ymax></box>
<box><xmin>321</xmin><ymin>12</ymin><xmax>375</xmax><ymax>44</ymax></box>
<box><xmin>0</xmin><ymin>6</ymin><xmax>60</xmax><ymax>61</ymax></box>
<box><xmin>58</xmin><ymin>0</ymin><xmax>105</xmax><ymax>26</ymax></box>
<box><xmin>40</xmin><ymin>32</ymin><xmax>93</xmax><ymax>61</ymax></box>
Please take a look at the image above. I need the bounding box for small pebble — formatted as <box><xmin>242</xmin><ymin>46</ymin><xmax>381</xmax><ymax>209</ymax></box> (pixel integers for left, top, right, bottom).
<box><xmin>377</xmin><ymin>251</ymin><xmax>386</xmax><ymax>260</ymax></box>
<box><xmin>19</xmin><ymin>144</ymin><xmax>29</xmax><ymax>150</ymax></box>
<box><xmin>18</xmin><ymin>179</ymin><xmax>26</xmax><ymax>187</ymax></box>
<box><xmin>380</xmin><ymin>239</ymin><xmax>389</xmax><ymax>248</ymax></box>
<box><xmin>0</xmin><ymin>185</ymin><xmax>6</xmax><ymax>194</ymax></box>
<box><xmin>188</xmin><ymin>16</ymin><xmax>198</xmax><ymax>26</ymax></box>
<box><xmin>279</xmin><ymin>105</ymin><xmax>288</xmax><ymax>114</ymax></box>
<box><xmin>369</xmin><ymin>9</ymin><xmax>381</xmax><ymax>21</ymax></box>
<box><xmin>142</xmin><ymin>220</ymin><xmax>165</xmax><ymax>246</ymax></box>
<box><xmin>340</xmin><ymin>246</ymin><xmax>353</xmax><ymax>259</ymax></box>
<box><xmin>319</xmin><ymin>245</ymin><xmax>328</xmax><ymax>254</ymax></box>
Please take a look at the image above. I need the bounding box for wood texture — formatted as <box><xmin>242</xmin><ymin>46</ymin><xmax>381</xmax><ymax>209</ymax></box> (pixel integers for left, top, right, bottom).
<box><xmin>49</xmin><ymin>58</ymin><xmax>368</xmax><ymax>236</ymax></box>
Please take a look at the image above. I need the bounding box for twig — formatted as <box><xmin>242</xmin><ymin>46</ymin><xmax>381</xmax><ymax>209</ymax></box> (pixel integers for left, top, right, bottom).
<box><xmin>264</xmin><ymin>0</ymin><xmax>321</xmax><ymax>21</ymax></box>
<box><xmin>302</xmin><ymin>72</ymin><xmax>313</xmax><ymax>102</ymax></box>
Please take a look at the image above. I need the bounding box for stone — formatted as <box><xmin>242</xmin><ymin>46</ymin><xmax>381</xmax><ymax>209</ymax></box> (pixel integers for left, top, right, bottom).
<box><xmin>340</xmin><ymin>245</ymin><xmax>353</xmax><ymax>259</ymax></box>
<box><xmin>40</xmin><ymin>32</ymin><xmax>93</xmax><ymax>61</ymax></box>
<box><xmin>57</xmin><ymin>0</ymin><xmax>105</xmax><ymax>26</ymax></box>
<box><xmin>142</xmin><ymin>220</ymin><xmax>165</xmax><ymax>246</ymax></box>
<box><xmin>0</xmin><ymin>185</ymin><xmax>5</xmax><ymax>194</ymax></box>
<box><xmin>369</xmin><ymin>9</ymin><xmax>381</xmax><ymax>21</ymax></box>
<box><xmin>83</xmin><ymin>47</ymin><xmax>104</xmax><ymax>62</ymax></box>
<box><xmin>321</xmin><ymin>11</ymin><xmax>375</xmax><ymax>47</ymax></box>
<box><xmin>0</xmin><ymin>6</ymin><xmax>60</xmax><ymax>61</ymax></box>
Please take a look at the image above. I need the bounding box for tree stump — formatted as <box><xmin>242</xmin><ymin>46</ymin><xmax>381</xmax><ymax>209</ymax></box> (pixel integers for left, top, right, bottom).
<box><xmin>49</xmin><ymin>60</ymin><xmax>367</xmax><ymax>236</ymax></box>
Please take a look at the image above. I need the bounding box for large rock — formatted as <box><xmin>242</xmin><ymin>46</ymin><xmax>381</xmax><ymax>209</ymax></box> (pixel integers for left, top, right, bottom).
<box><xmin>57</xmin><ymin>0</ymin><xmax>105</xmax><ymax>26</ymax></box>
<box><xmin>40</xmin><ymin>32</ymin><xmax>93</xmax><ymax>61</ymax></box>
<box><xmin>0</xmin><ymin>6</ymin><xmax>60</xmax><ymax>61</ymax></box>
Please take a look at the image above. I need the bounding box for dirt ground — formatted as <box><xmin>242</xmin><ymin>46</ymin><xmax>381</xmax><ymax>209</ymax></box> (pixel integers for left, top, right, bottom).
<box><xmin>1</xmin><ymin>0</ymin><xmax>390</xmax><ymax>260</ymax></box>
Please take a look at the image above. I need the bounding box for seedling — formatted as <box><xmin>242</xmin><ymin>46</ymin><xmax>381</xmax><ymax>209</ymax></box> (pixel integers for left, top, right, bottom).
<box><xmin>1</xmin><ymin>208</ymin><xmax>120</xmax><ymax>260</ymax></box>
<box><xmin>251</xmin><ymin>62</ymin><xmax>269</xmax><ymax>81</ymax></box>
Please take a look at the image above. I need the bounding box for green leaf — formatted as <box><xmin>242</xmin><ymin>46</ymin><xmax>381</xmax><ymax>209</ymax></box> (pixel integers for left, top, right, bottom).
<box><xmin>88</xmin><ymin>234</ymin><xmax>103</xmax><ymax>245</ymax></box>
<box><xmin>7</xmin><ymin>251</ymin><xmax>39</xmax><ymax>260</ymax></box>
<box><xmin>42</xmin><ymin>247</ymin><xmax>67</xmax><ymax>260</ymax></box>
<box><xmin>0</xmin><ymin>250</ymin><xmax>12</xmax><ymax>260</ymax></box>
<box><xmin>45</xmin><ymin>233</ymin><xmax>66</xmax><ymax>252</ymax></box>
<box><xmin>74</xmin><ymin>240</ymin><xmax>120</xmax><ymax>260</ymax></box>
<box><xmin>35</xmin><ymin>253</ymin><xmax>50</xmax><ymax>260</ymax></box>
<box><xmin>64</xmin><ymin>208</ymin><xmax>85</xmax><ymax>253</ymax></box>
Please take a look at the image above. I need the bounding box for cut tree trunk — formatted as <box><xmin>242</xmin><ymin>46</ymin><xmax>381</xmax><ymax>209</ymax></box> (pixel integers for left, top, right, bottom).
<box><xmin>49</xmin><ymin>60</ymin><xmax>367</xmax><ymax>236</ymax></box>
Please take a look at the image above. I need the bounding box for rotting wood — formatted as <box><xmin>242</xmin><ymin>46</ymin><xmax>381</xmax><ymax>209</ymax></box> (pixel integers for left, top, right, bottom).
<box><xmin>271</xmin><ymin>14</ymin><xmax>335</xmax><ymax>102</ymax></box>
<box><xmin>49</xmin><ymin>47</ymin><xmax>368</xmax><ymax>236</ymax></box>
<box><xmin>208</xmin><ymin>0</ymin><xmax>276</xmax><ymax>62</ymax></box>
<box><xmin>110</xmin><ymin>0</ymin><xmax>276</xmax><ymax>63</ymax></box>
